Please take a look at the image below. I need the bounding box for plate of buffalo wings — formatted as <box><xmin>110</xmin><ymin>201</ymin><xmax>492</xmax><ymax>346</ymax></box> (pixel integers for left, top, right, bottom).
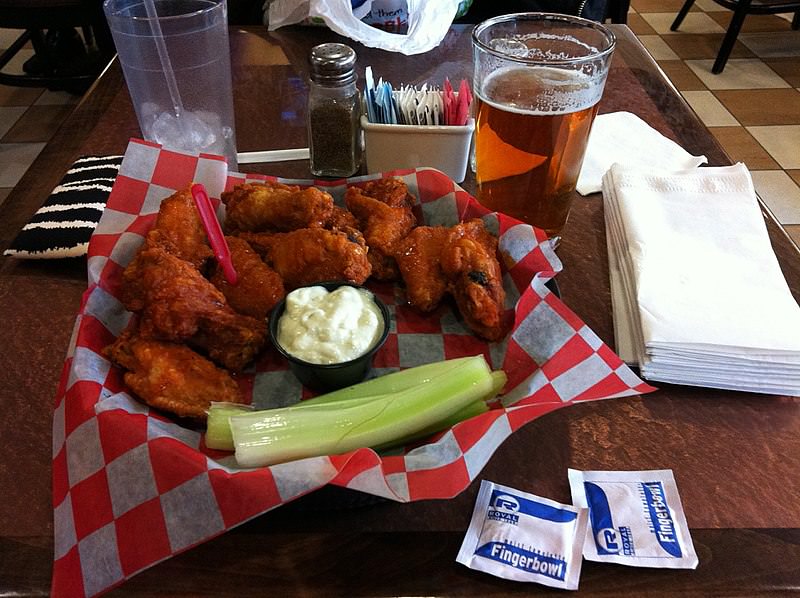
<box><xmin>103</xmin><ymin>168</ymin><xmax>555</xmax><ymax>422</ymax></box>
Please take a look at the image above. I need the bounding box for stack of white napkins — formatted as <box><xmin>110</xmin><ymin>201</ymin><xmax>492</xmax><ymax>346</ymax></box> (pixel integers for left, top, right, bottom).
<box><xmin>577</xmin><ymin>112</ymin><xmax>707</xmax><ymax>195</ymax></box>
<box><xmin>603</xmin><ymin>162</ymin><xmax>800</xmax><ymax>396</ymax></box>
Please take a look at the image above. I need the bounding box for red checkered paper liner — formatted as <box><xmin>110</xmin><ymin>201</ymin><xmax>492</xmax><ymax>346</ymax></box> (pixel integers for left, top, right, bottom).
<box><xmin>51</xmin><ymin>139</ymin><xmax>654</xmax><ymax>597</ymax></box>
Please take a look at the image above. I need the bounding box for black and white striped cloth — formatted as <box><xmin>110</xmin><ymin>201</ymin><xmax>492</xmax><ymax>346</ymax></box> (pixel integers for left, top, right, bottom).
<box><xmin>4</xmin><ymin>155</ymin><xmax>123</xmax><ymax>259</ymax></box>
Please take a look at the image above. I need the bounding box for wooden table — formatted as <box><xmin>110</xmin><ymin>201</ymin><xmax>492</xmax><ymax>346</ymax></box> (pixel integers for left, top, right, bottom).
<box><xmin>1</xmin><ymin>25</ymin><xmax>799</xmax><ymax>596</ymax></box>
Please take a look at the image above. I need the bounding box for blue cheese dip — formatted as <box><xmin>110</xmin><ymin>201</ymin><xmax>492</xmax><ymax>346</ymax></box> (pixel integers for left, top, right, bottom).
<box><xmin>277</xmin><ymin>285</ymin><xmax>384</xmax><ymax>364</ymax></box>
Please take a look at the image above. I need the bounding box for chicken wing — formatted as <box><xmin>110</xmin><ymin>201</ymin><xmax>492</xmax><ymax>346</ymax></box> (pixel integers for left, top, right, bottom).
<box><xmin>210</xmin><ymin>236</ymin><xmax>285</xmax><ymax>320</ymax></box>
<box><xmin>361</xmin><ymin>177</ymin><xmax>415</xmax><ymax>209</ymax></box>
<box><xmin>345</xmin><ymin>184</ymin><xmax>416</xmax><ymax>280</ymax></box>
<box><xmin>222</xmin><ymin>181</ymin><xmax>334</xmax><ymax>233</ymax></box>
<box><xmin>105</xmin><ymin>331</ymin><xmax>244</xmax><ymax>420</ymax></box>
<box><xmin>239</xmin><ymin>227</ymin><xmax>371</xmax><ymax>289</ymax></box>
<box><xmin>143</xmin><ymin>186</ymin><xmax>213</xmax><ymax>269</ymax></box>
<box><xmin>440</xmin><ymin>219</ymin><xmax>508</xmax><ymax>341</ymax></box>
<box><xmin>121</xmin><ymin>245</ymin><xmax>267</xmax><ymax>370</ymax></box>
<box><xmin>393</xmin><ymin>225</ymin><xmax>451</xmax><ymax>312</ymax></box>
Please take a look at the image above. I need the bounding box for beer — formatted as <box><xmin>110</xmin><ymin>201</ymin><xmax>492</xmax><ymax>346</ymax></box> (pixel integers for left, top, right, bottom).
<box><xmin>474</xmin><ymin>66</ymin><xmax>600</xmax><ymax>238</ymax></box>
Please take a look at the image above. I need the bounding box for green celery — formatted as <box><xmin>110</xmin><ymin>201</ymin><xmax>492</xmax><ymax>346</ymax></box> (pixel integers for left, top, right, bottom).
<box><xmin>205</xmin><ymin>403</ymin><xmax>254</xmax><ymax>450</ymax></box>
<box><xmin>230</xmin><ymin>355</ymin><xmax>494</xmax><ymax>468</ymax></box>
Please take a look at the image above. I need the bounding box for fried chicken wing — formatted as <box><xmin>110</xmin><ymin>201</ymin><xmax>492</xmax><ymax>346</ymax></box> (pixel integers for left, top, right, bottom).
<box><xmin>210</xmin><ymin>236</ymin><xmax>284</xmax><ymax>320</ymax></box>
<box><xmin>440</xmin><ymin>219</ymin><xmax>508</xmax><ymax>341</ymax></box>
<box><xmin>143</xmin><ymin>186</ymin><xmax>213</xmax><ymax>269</ymax></box>
<box><xmin>326</xmin><ymin>205</ymin><xmax>360</xmax><ymax>231</ymax></box>
<box><xmin>121</xmin><ymin>245</ymin><xmax>267</xmax><ymax>370</ymax></box>
<box><xmin>239</xmin><ymin>228</ymin><xmax>371</xmax><ymax>289</ymax></box>
<box><xmin>361</xmin><ymin>178</ymin><xmax>415</xmax><ymax>209</ymax></box>
<box><xmin>394</xmin><ymin>226</ymin><xmax>451</xmax><ymax>312</ymax></box>
<box><xmin>105</xmin><ymin>332</ymin><xmax>244</xmax><ymax>420</ymax></box>
<box><xmin>222</xmin><ymin>181</ymin><xmax>334</xmax><ymax>233</ymax></box>
<box><xmin>345</xmin><ymin>185</ymin><xmax>416</xmax><ymax>280</ymax></box>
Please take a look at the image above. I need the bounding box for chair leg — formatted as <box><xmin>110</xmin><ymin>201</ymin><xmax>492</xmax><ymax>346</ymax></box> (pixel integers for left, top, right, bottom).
<box><xmin>792</xmin><ymin>10</ymin><xmax>799</xmax><ymax>30</ymax></box>
<box><xmin>607</xmin><ymin>0</ymin><xmax>630</xmax><ymax>24</ymax></box>
<box><xmin>671</xmin><ymin>0</ymin><xmax>696</xmax><ymax>31</ymax></box>
<box><xmin>712</xmin><ymin>0</ymin><xmax>752</xmax><ymax>74</ymax></box>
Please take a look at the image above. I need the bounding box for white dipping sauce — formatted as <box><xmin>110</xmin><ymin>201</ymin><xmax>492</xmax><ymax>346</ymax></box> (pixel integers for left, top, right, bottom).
<box><xmin>277</xmin><ymin>285</ymin><xmax>384</xmax><ymax>364</ymax></box>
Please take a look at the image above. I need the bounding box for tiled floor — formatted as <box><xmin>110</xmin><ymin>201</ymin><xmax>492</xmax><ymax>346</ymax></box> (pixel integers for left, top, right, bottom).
<box><xmin>1</xmin><ymin>4</ymin><xmax>799</xmax><ymax>246</ymax></box>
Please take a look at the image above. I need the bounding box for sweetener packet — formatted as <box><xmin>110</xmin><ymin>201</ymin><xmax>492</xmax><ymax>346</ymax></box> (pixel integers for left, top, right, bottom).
<box><xmin>456</xmin><ymin>480</ymin><xmax>588</xmax><ymax>590</ymax></box>
<box><xmin>568</xmin><ymin>469</ymin><xmax>698</xmax><ymax>569</ymax></box>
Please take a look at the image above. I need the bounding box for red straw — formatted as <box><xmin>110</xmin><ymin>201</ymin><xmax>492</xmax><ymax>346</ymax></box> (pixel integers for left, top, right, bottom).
<box><xmin>190</xmin><ymin>183</ymin><xmax>238</xmax><ymax>285</ymax></box>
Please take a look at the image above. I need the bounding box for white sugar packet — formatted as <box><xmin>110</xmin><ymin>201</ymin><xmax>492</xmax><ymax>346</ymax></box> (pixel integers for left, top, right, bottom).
<box><xmin>568</xmin><ymin>469</ymin><xmax>698</xmax><ymax>569</ymax></box>
<box><xmin>456</xmin><ymin>480</ymin><xmax>588</xmax><ymax>590</ymax></box>
<box><xmin>577</xmin><ymin>111</ymin><xmax>707</xmax><ymax>195</ymax></box>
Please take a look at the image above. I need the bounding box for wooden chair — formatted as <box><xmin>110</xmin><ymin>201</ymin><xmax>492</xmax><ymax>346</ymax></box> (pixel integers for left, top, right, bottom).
<box><xmin>671</xmin><ymin>0</ymin><xmax>800</xmax><ymax>74</ymax></box>
<box><xmin>0</xmin><ymin>0</ymin><xmax>115</xmax><ymax>92</ymax></box>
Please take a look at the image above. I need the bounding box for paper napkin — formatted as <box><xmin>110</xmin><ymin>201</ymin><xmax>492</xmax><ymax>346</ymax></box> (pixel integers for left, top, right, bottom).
<box><xmin>577</xmin><ymin>112</ymin><xmax>707</xmax><ymax>195</ymax></box>
<box><xmin>602</xmin><ymin>162</ymin><xmax>800</xmax><ymax>396</ymax></box>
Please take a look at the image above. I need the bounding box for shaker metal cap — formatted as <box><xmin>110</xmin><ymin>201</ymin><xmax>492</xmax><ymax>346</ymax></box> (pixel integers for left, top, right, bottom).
<box><xmin>309</xmin><ymin>43</ymin><xmax>357</xmax><ymax>84</ymax></box>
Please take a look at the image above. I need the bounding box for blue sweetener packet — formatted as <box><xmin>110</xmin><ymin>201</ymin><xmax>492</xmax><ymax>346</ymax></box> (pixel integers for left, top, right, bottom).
<box><xmin>456</xmin><ymin>480</ymin><xmax>588</xmax><ymax>590</ymax></box>
<box><xmin>568</xmin><ymin>469</ymin><xmax>698</xmax><ymax>569</ymax></box>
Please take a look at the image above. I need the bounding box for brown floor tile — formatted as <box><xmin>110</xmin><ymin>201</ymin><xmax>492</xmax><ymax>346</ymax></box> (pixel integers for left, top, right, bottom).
<box><xmin>710</xmin><ymin>126</ymin><xmax>779</xmax><ymax>169</ymax></box>
<box><xmin>631</xmin><ymin>0</ymin><xmax>697</xmax><ymax>13</ymax></box>
<box><xmin>708</xmin><ymin>12</ymin><xmax>795</xmax><ymax>32</ymax></box>
<box><xmin>788</xmin><ymin>170</ymin><xmax>800</xmax><ymax>187</ymax></box>
<box><xmin>764</xmin><ymin>57</ymin><xmax>800</xmax><ymax>88</ymax></box>
<box><xmin>662</xmin><ymin>33</ymin><xmax>754</xmax><ymax>60</ymax></box>
<box><xmin>785</xmin><ymin>224</ymin><xmax>800</xmax><ymax>248</ymax></box>
<box><xmin>0</xmin><ymin>85</ymin><xmax>42</xmax><ymax>107</ymax></box>
<box><xmin>715</xmin><ymin>89</ymin><xmax>800</xmax><ymax>126</ymax></box>
<box><xmin>0</xmin><ymin>104</ymin><xmax>73</xmax><ymax>143</ymax></box>
<box><xmin>0</xmin><ymin>186</ymin><xmax>10</xmax><ymax>208</ymax></box>
<box><xmin>658</xmin><ymin>59</ymin><xmax>707</xmax><ymax>90</ymax></box>
<box><xmin>627</xmin><ymin>13</ymin><xmax>658</xmax><ymax>35</ymax></box>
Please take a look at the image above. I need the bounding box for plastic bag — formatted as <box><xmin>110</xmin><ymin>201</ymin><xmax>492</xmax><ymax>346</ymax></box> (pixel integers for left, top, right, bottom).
<box><xmin>267</xmin><ymin>0</ymin><xmax>462</xmax><ymax>55</ymax></box>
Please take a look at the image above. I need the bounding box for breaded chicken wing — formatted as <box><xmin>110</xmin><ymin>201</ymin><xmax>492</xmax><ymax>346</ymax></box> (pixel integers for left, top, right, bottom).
<box><xmin>345</xmin><ymin>185</ymin><xmax>416</xmax><ymax>280</ymax></box>
<box><xmin>239</xmin><ymin>227</ymin><xmax>371</xmax><ymax>289</ymax></box>
<box><xmin>144</xmin><ymin>186</ymin><xmax>213</xmax><ymax>269</ymax></box>
<box><xmin>222</xmin><ymin>181</ymin><xmax>334</xmax><ymax>233</ymax></box>
<box><xmin>393</xmin><ymin>226</ymin><xmax>451</xmax><ymax>312</ymax></box>
<box><xmin>326</xmin><ymin>205</ymin><xmax>360</xmax><ymax>231</ymax></box>
<box><xmin>105</xmin><ymin>332</ymin><xmax>244</xmax><ymax>420</ymax></box>
<box><xmin>210</xmin><ymin>236</ymin><xmax>284</xmax><ymax>320</ymax></box>
<box><xmin>440</xmin><ymin>219</ymin><xmax>508</xmax><ymax>341</ymax></box>
<box><xmin>121</xmin><ymin>246</ymin><xmax>267</xmax><ymax>370</ymax></box>
<box><xmin>361</xmin><ymin>178</ymin><xmax>415</xmax><ymax>209</ymax></box>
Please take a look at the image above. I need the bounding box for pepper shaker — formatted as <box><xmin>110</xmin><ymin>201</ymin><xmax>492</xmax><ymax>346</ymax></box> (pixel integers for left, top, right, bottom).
<box><xmin>307</xmin><ymin>43</ymin><xmax>362</xmax><ymax>178</ymax></box>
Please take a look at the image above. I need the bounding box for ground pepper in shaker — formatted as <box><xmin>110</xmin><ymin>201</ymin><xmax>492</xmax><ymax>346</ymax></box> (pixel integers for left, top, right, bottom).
<box><xmin>307</xmin><ymin>43</ymin><xmax>362</xmax><ymax>177</ymax></box>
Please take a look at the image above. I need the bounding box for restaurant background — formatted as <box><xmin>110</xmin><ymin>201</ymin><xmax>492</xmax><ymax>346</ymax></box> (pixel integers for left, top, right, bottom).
<box><xmin>0</xmin><ymin>0</ymin><xmax>798</xmax><ymax>248</ymax></box>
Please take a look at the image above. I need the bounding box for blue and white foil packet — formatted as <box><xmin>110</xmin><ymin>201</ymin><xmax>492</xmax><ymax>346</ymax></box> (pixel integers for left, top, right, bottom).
<box><xmin>568</xmin><ymin>469</ymin><xmax>698</xmax><ymax>569</ymax></box>
<box><xmin>456</xmin><ymin>480</ymin><xmax>588</xmax><ymax>590</ymax></box>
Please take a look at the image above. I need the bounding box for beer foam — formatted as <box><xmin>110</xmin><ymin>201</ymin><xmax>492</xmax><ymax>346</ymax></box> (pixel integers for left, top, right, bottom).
<box><xmin>479</xmin><ymin>65</ymin><xmax>601</xmax><ymax>115</ymax></box>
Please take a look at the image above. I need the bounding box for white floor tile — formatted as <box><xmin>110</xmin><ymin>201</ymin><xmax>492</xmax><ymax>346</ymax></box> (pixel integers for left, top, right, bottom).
<box><xmin>681</xmin><ymin>90</ymin><xmax>739</xmax><ymax>126</ymax></box>
<box><xmin>739</xmin><ymin>31</ymin><xmax>800</xmax><ymax>58</ymax></box>
<box><xmin>637</xmin><ymin>35</ymin><xmax>680</xmax><ymax>60</ymax></box>
<box><xmin>685</xmin><ymin>59</ymin><xmax>790</xmax><ymax>89</ymax></box>
<box><xmin>0</xmin><ymin>106</ymin><xmax>26</xmax><ymax>138</ymax></box>
<box><xmin>644</xmin><ymin>11</ymin><xmax>726</xmax><ymax>35</ymax></box>
<box><xmin>4</xmin><ymin>48</ymin><xmax>35</xmax><ymax>76</ymax></box>
<box><xmin>0</xmin><ymin>142</ymin><xmax>46</xmax><ymax>187</ymax></box>
<box><xmin>747</xmin><ymin>125</ymin><xmax>800</xmax><ymax>170</ymax></box>
<box><xmin>35</xmin><ymin>90</ymin><xmax>80</xmax><ymax>106</ymax></box>
<box><xmin>751</xmin><ymin>170</ymin><xmax>800</xmax><ymax>225</ymax></box>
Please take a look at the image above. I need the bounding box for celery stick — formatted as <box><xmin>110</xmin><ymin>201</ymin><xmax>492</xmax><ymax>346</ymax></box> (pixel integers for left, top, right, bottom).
<box><xmin>302</xmin><ymin>356</ymin><xmax>476</xmax><ymax>405</ymax></box>
<box><xmin>374</xmin><ymin>369</ymin><xmax>507</xmax><ymax>452</ymax></box>
<box><xmin>205</xmin><ymin>403</ymin><xmax>254</xmax><ymax>450</ymax></box>
<box><xmin>230</xmin><ymin>355</ymin><xmax>493</xmax><ymax>468</ymax></box>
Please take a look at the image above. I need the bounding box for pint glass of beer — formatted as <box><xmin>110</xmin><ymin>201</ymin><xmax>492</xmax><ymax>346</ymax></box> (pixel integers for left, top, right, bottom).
<box><xmin>472</xmin><ymin>13</ymin><xmax>615</xmax><ymax>241</ymax></box>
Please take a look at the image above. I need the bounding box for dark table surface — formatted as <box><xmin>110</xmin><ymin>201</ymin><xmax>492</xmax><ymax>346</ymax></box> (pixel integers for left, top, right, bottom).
<box><xmin>1</xmin><ymin>24</ymin><xmax>799</xmax><ymax>596</ymax></box>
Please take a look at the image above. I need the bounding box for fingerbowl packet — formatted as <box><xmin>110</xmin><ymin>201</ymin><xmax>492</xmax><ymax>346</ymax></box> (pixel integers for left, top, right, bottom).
<box><xmin>568</xmin><ymin>469</ymin><xmax>698</xmax><ymax>569</ymax></box>
<box><xmin>456</xmin><ymin>480</ymin><xmax>588</xmax><ymax>590</ymax></box>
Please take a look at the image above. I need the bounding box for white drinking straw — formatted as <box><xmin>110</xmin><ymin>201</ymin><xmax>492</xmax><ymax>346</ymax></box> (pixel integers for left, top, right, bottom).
<box><xmin>142</xmin><ymin>0</ymin><xmax>186</xmax><ymax>126</ymax></box>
